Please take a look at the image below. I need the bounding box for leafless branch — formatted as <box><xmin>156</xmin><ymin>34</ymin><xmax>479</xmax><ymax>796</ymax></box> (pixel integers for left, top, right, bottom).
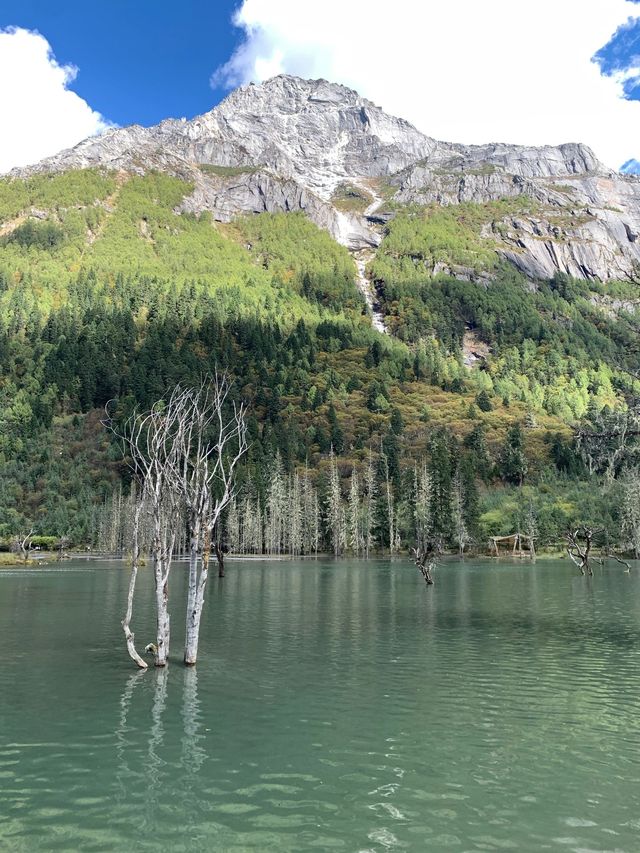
<box><xmin>412</xmin><ymin>545</ymin><xmax>440</xmax><ymax>586</ymax></box>
<box><xmin>566</xmin><ymin>527</ymin><xmax>603</xmax><ymax>576</ymax></box>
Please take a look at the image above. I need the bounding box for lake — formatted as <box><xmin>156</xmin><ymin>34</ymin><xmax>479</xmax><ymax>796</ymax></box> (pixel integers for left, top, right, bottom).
<box><xmin>1</xmin><ymin>557</ymin><xmax>639</xmax><ymax>851</ymax></box>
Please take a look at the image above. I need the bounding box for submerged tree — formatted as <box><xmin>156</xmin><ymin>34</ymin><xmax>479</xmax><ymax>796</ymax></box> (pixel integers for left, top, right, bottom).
<box><xmin>348</xmin><ymin>467</ymin><xmax>363</xmax><ymax>556</ymax></box>
<box><xmin>12</xmin><ymin>528</ymin><xmax>34</xmax><ymax>564</ymax></box>
<box><xmin>111</xmin><ymin>386</ymin><xmax>190</xmax><ymax>667</ymax></box>
<box><xmin>566</xmin><ymin>526</ymin><xmax>600</xmax><ymax>576</ymax></box>
<box><xmin>620</xmin><ymin>469</ymin><xmax>640</xmax><ymax>558</ymax></box>
<box><xmin>109</xmin><ymin>376</ymin><xmax>247</xmax><ymax>669</ymax></box>
<box><xmin>326</xmin><ymin>448</ymin><xmax>346</xmax><ymax>556</ymax></box>
<box><xmin>451</xmin><ymin>473</ymin><xmax>469</xmax><ymax>556</ymax></box>
<box><xmin>178</xmin><ymin>376</ymin><xmax>248</xmax><ymax>665</ymax></box>
<box><xmin>362</xmin><ymin>446</ymin><xmax>377</xmax><ymax>559</ymax></box>
<box><xmin>412</xmin><ymin>542</ymin><xmax>441</xmax><ymax>585</ymax></box>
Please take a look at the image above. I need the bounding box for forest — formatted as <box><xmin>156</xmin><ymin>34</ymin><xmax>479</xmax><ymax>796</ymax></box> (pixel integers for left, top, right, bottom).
<box><xmin>1</xmin><ymin>169</ymin><xmax>639</xmax><ymax>559</ymax></box>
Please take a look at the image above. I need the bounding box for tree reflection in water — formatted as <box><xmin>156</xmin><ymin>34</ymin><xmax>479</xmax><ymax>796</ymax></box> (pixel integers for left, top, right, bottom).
<box><xmin>115</xmin><ymin>664</ymin><xmax>207</xmax><ymax>836</ymax></box>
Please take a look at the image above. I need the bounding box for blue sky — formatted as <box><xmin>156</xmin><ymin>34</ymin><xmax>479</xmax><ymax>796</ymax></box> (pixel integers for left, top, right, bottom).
<box><xmin>0</xmin><ymin>0</ymin><xmax>241</xmax><ymax>126</ymax></box>
<box><xmin>594</xmin><ymin>1</ymin><xmax>640</xmax><ymax>101</ymax></box>
<box><xmin>0</xmin><ymin>1</ymin><xmax>638</xmax><ymax>172</ymax></box>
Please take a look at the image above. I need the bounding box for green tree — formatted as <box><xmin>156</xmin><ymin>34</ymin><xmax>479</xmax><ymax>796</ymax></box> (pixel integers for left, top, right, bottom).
<box><xmin>428</xmin><ymin>429</ymin><xmax>453</xmax><ymax>544</ymax></box>
<box><xmin>475</xmin><ymin>390</ymin><xmax>493</xmax><ymax>412</ymax></box>
<box><xmin>499</xmin><ymin>423</ymin><xmax>528</xmax><ymax>486</ymax></box>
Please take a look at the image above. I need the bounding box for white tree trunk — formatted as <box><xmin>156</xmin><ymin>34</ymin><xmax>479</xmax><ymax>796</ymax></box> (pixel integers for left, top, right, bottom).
<box><xmin>154</xmin><ymin>561</ymin><xmax>171</xmax><ymax>666</ymax></box>
<box><xmin>122</xmin><ymin>501</ymin><xmax>148</xmax><ymax>669</ymax></box>
<box><xmin>184</xmin><ymin>528</ymin><xmax>210</xmax><ymax>665</ymax></box>
<box><xmin>184</xmin><ymin>515</ymin><xmax>204</xmax><ymax>664</ymax></box>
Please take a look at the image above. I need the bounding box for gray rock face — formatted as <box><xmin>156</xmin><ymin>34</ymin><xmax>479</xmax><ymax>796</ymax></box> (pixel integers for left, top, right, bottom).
<box><xmin>13</xmin><ymin>76</ymin><xmax>434</xmax><ymax>196</ymax></box>
<box><xmin>9</xmin><ymin>74</ymin><xmax>640</xmax><ymax>280</ymax></box>
<box><xmin>392</xmin><ymin>150</ymin><xmax>640</xmax><ymax>281</ymax></box>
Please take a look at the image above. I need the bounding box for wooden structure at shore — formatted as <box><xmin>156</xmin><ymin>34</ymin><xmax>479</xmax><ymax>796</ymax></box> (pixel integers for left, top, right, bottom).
<box><xmin>489</xmin><ymin>533</ymin><xmax>536</xmax><ymax>559</ymax></box>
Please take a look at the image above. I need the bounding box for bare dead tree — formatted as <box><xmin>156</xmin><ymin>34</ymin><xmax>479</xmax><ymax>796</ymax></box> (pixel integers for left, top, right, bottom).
<box><xmin>12</xmin><ymin>528</ymin><xmax>34</xmax><ymax>564</ymax></box>
<box><xmin>177</xmin><ymin>375</ymin><xmax>248</xmax><ymax>666</ymax></box>
<box><xmin>107</xmin><ymin>386</ymin><xmax>190</xmax><ymax>668</ymax></box>
<box><xmin>605</xmin><ymin>552</ymin><xmax>632</xmax><ymax>572</ymax></box>
<box><xmin>576</xmin><ymin>410</ymin><xmax>640</xmax><ymax>483</ymax></box>
<box><xmin>215</xmin><ymin>526</ymin><xmax>225</xmax><ymax>578</ymax></box>
<box><xmin>106</xmin><ymin>379</ymin><xmax>247</xmax><ymax>670</ymax></box>
<box><xmin>55</xmin><ymin>535</ymin><xmax>71</xmax><ymax>562</ymax></box>
<box><xmin>412</xmin><ymin>545</ymin><xmax>440</xmax><ymax>585</ymax></box>
<box><xmin>566</xmin><ymin>527</ymin><xmax>603</xmax><ymax>576</ymax></box>
<box><xmin>122</xmin><ymin>498</ymin><xmax>148</xmax><ymax>669</ymax></box>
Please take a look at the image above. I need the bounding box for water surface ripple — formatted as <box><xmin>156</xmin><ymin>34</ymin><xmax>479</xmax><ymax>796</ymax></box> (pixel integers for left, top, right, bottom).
<box><xmin>1</xmin><ymin>558</ymin><xmax>639</xmax><ymax>851</ymax></box>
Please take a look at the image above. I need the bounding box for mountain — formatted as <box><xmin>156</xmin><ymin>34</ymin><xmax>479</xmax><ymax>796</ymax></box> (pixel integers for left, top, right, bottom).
<box><xmin>11</xmin><ymin>74</ymin><xmax>640</xmax><ymax>281</ymax></box>
<box><xmin>1</xmin><ymin>76</ymin><xmax>639</xmax><ymax>551</ymax></box>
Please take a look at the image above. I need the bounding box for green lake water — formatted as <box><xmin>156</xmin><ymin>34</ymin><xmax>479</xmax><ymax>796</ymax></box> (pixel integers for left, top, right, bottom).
<box><xmin>1</xmin><ymin>558</ymin><xmax>639</xmax><ymax>852</ymax></box>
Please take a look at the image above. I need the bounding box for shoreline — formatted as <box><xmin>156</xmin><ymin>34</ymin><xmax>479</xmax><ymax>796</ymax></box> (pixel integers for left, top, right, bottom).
<box><xmin>3</xmin><ymin>550</ymin><xmax>633</xmax><ymax>569</ymax></box>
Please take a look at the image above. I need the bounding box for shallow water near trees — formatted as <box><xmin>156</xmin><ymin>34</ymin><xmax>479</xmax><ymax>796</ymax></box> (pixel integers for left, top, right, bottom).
<box><xmin>1</xmin><ymin>557</ymin><xmax>639</xmax><ymax>851</ymax></box>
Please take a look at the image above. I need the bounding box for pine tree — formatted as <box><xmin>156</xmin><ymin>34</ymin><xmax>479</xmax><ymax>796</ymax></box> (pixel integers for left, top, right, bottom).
<box><xmin>301</xmin><ymin>463</ymin><xmax>320</xmax><ymax>555</ymax></box>
<box><xmin>379</xmin><ymin>446</ymin><xmax>397</xmax><ymax>555</ymax></box>
<box><xmin>363</xmin><ymin>446</ymin><xmax>377</xmax><ymax>558</ymax></box>
<box><xmin>475</xmin><ymin>390</ymin><xmax>493</xmax><ymax>412</ymax></box>
<box><xmin>428</xmin><ymin>429</ymin><xmax>453</xmax><ymax>546</ymax></box>
<box><xmin>451</xmin><ymin>472</ymin><xmax>469</xmax><ymax>555</ymax></box>
<box><xmin>288</xmin><ymin>472</ymin><xmax>303</xmax><ymax>556</ymax></box>
<box><xmin>327</xmin><ymin>404</ymin><xmax>344</xmax><ymax>454</ymax></box>
<box><xmin>241</xmin><ymin>476</ymin><xmax>262</xmax><ymax>554</ymax></box>
<box><xmin>459</xmin><ymin>455</ymin><xmax>479</xmax><ymax>540</ymax></box>
<box><xmin>463</xmin><ymin>423</ymin><xmax>491</xmax><ymax>482</ymax></box>
<box><xmin>414</xmin><ymin>460</ymin><xmax>431</xmax><ymax>552</ymax></box>
<box><xmin>265</xmin><ymin>452</ymin><xmax>286</xmax><ymax>554</ymax></box>
<box><xmin>524</xmin><ymin>498</ymin><xmax>538</xmax><ymax>557</ymax></box>
<box><xmin>326</xmin><ymin>448</ymin><xmax>346</xmax><ymax>556</ymax></box>
<box><xmin>227</xmin><ymin>496</ymin><xmax>240</xmax><ymax>554</ymax></box>
<box><xmin>499</xmin><ymin>423</ymin><xmax>528</xmax><ymax>486</ymax></box>
<box><xmin>348</xmin><ymin>468</ymin><xmax>362</xmax><ymax>555</ymax></box>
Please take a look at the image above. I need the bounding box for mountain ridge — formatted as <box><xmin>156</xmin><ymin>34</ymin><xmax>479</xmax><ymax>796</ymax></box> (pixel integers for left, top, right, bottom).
<box><xmin>2</xmin><ymin>80</ymin><xmax>639</xmax><ymax>548</ymax></box>
<box><xmin>5</xmin><ymin>74</ymin><xmax>640</xmax><ymax>281</ymax></box>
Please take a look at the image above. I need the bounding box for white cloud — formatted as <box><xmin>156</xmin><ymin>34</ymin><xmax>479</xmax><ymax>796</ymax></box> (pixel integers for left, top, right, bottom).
<box><xmin>0</xmin><ymin>27</ymin><xmax>111</xmax><ymax>173</ymax></box>
<box><xmin>216</xmin><ymin>0</ymin><xmax>640</xmax><ymax>170</ymax></box>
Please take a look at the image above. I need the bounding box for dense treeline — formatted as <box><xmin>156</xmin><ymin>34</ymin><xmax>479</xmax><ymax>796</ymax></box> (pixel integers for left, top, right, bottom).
<box><xmin>2</xmin><ymin>272</ymin><xmax>636</xmax><ymax>552</ymax></box>
<box><xmin>1</xmin><ymin>170</ymin><xmax>639</xmax><ymax>555</ymax></box>
<box><xmin>371</xmin><ymin>206</ymin><xmax>638</xmax><ymax>422</ymax></box>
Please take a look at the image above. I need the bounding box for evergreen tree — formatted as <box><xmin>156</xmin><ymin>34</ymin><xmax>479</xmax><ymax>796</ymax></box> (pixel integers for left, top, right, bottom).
<box><xmin>475</xmin><ymin>390</ymin><xmax>493</xmax><ymax>412</ymax></box>
<box><xmin>327</xmin><ymin>404</ymin><xmax>344</xmax><ymax>454</ymax></box>
<box><xmin>499</xmin><ymin>423</ymin><xmax>528</xmax><ymax>486</ymax></box>
<box><xmin>461</xmin><ymin>456</ymin><xmax>479</xmax><ymax>538</ymax></box>
<box><xmin>348</xmin><ymin>468</ymin><xmax>362</xmax><ymax>555</ymax></box>
<box><xmin>428</xmin><ymin>429</ymin><xmax>453</xmax><ymax>545</ymax></box>
<box><xmin>451</xmin><ymin>473</ymin><xmax>469</xmax><ymax>555</ymax></box>
<box><xmin>413</xmin><ymin>461</ymin><xmax>431</xmax><ymax>552</ymax></box>
<box><xmin>363</xmin><ymin>446</ymin><xmax>377</xmax><ymax>558</ymax></box>
<box><xmin>325</xmin><ymin>449</ymin><xmax>346</xmax><ymax>556</ymax></box>
<box><xmin>463</xmin><ymin>424</ymin><xmax>491</xmax><ymax>482</ymax></box>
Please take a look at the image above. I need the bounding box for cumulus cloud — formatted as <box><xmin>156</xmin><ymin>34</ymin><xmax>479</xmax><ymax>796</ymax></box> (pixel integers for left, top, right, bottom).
<box><xmin>215</xmin><ymin>0</ymin><xmax>640</xmax><ymax>170</ymax></box>
<box><xmin>594</xmin><ymin>15</ymin><xmax>640</xmax><ymax>100</ymax></box>
<box><xmin>0</xmin><ymin>27</ymin><xmax>111</xmax><ymax>173</ymax></box>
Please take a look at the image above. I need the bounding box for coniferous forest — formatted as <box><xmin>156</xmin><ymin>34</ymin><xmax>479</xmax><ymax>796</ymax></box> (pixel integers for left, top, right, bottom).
<box><xmin>1</xmin><ymin>169</ymin><xmax>639</xmax><ymax>557</ymax></box>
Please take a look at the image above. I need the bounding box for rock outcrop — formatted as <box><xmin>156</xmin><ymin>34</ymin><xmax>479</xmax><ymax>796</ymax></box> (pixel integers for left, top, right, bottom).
<box><xmin>8</xmin><ymin>74</ymin><xmax>640</xmax><ymax>280</ymax></box>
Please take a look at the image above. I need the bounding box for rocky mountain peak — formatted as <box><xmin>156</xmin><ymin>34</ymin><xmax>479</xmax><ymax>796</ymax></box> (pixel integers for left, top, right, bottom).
<box><xmin>6</xmin><ymin>75</ymin><xmax>640</xmax><ymax>281</ymax></box>
<box><xmin>215</xmin><ymin>74</ymin><xmax>366</xmax><ymax>112</ymax></box>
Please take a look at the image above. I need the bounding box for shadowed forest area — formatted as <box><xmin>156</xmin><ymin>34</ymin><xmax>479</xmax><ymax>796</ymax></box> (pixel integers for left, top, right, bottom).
<box><xmin>1</xmin><ymin>170</ymin><xmax>639</xmax><ymax>560</ymax></box>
